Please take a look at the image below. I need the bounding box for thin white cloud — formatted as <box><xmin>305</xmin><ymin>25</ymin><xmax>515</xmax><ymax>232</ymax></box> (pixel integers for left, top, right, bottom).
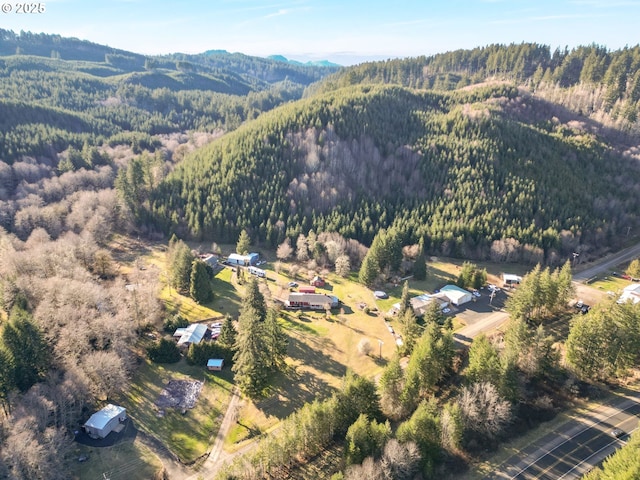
<box><xmin>570</xmin><ymin>0</ymin><xmax>640</xmax><ymax>6</ymax></box>
<box><xmin>383</xmin><ymin>18</ymin><xmax>431</xmax><ymax>28</ymax></box>
<box><xmin>265</xmin><ymin>8</ymin><xmax>293</xmax><ymax>18</ymax></box>
<box><xmin>490</xmin><ymin>13</ymin><xmax>610</xmax><ymax>25</ymax></box>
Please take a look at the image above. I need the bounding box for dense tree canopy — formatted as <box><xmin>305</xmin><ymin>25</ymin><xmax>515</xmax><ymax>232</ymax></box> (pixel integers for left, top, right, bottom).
<box><xmin>151</xmin><ymin>83</ymin><xmax>640</xmax><ymax>262</ymax></box>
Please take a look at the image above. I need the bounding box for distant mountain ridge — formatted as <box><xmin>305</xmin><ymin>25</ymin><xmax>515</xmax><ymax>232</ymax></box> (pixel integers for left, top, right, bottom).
<box><xmin>268</xmin><ymin>54</ymin><xmax>341</xmax><ymax>68</ymax></box>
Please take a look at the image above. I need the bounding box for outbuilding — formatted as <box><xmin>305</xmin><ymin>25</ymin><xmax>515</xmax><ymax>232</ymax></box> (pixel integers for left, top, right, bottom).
<box><xmin>201</xmin><ymin>254</ymin><xmax>219</xmax><ymax>268</ymax></box>
<box><xmin>618</xmin><ymin>284</ymin><xmax>640</xmax><ymax>305</ymax></box>
<box><xmin>174</xmin><ymin>323</ymin><xmax>208</xmax><ymax>347</ymax></box>
<box><xmin>207</xmin><ymin>359</ymin><xmax>225</xmax><ymax>371</ymax></box>
<box><xmin>502</xmin><ymin>273</ymin><xmax>522</xmax><ymax>287</ymax></box>
<box><xmin>83</xmin><ymin>404</ymin><xmax>127</xmax><ymax>439</ymax></box>
<box><xmin>227</xmin><ymin>253</ymin><xmax>259</xmax><ymax>266</ymax></box>
<box><xmin>440</xmin><ymin>285</ymin><xmax>473</xmax><ymax>306</ymax></box>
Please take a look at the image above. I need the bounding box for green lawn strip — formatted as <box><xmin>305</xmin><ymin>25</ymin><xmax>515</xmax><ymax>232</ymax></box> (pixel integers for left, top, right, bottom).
<box><xmin>71</xmin><ymin>438</ymin><xmax>163</xmax><ymax>480</ymax></box>
<box><xmin>587</xmin><ymin>273</ymin><xmax>632</xmax><ymax>294</ymax></box>
<box><xmin>121</xmin><ymin>357</ymin><xmax>233</xmax><ymax>463</ymax></box>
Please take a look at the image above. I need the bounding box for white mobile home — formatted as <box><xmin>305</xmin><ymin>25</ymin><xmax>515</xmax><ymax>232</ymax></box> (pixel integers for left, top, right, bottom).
<box><xmin>83</xmin><ymin>404</ymin><xmax>127</xmax><ymax>439</ymax></box>
<box><xmin>248</xmin><ymin>266</ymin><xmax>266</xmax><ymax>277</ymax></box>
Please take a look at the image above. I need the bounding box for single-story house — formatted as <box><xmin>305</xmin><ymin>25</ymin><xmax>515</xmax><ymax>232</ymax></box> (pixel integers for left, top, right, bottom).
<box><xmin>310</xmin><ymin>276</ymin><xmax>325</xmax><ymax>287</ymax></box>
<box><xmin>201</xmin><ymin>254</ymin><xmax>219</xmax><ymax>268</ymax></box>
<box><xmin>83</xmin><ymin>404</ymin><xmax>127</xmax><ymax>439</ymax></box>
<box><xmin>503</xmin><ymin>273</ymin><xmax>523</xmax><ymax>287</ymax></box>
<box><xmin>174</xmin><ymin>323</ymin><xmax>208</xmax><ymax>347</ymax></box>
<box><xmin>227</xmin><ymin>253</ymin><xmax>259</xmax><ymax>266</ymax></box>
<box><xmin>617</xmin><ymin>284</ymin><xmax>640</xmax><ymax>305</ymax></box>
<box><xmin>440</xmin><ymin>285</ymin><xmax>473</xmax><ymax>306</ymax></box>
<box><xmin>389</xmin><ymin>293</ymin><xmax>449</xmax><ymax>317</ymax></box>
<box><xmin>286</xmin><ymin>292</ymin><xmax>339</xmax><ymax>310</ymax></box>
<box><xmin>207</xmin><ymin>359</ymin><xmax>224</xmax><ymax>371</ymax></box>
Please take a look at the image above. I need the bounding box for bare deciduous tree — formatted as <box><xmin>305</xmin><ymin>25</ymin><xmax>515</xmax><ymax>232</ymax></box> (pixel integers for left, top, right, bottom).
<box><xmin>276</xmin><ymin>238</ymin><xmax>293</xmax><ymax>260</ymax></box>
<box><xmin>458</xmin><ymin>381</ymin><xmax>511</xmax><ymax>439</ymax></box>
<box><xmin>357</xmin><ymin>338</ymin><xmax>373</xmax><ymax>356</ymax></box>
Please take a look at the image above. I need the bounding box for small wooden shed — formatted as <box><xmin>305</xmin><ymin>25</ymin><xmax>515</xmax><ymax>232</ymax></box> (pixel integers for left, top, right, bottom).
<box><xmin>207</xmin><ymin>358</ymin><xmax>224</xmax><ymax>371</ymax></box>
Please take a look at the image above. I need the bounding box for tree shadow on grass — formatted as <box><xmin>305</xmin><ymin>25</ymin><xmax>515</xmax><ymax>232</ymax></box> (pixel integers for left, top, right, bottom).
<box><xmin>258</xmin><ymin>367</ymin><xmax>336</xmax><ymax>420</ymax></box>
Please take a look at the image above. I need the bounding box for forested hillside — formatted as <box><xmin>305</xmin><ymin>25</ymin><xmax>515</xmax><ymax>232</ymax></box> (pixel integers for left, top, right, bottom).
<box><xmin>150</xmin><ymin>83</ymin><xmax>640</xmax><ymax>264</ymax></box>
<box><xmin>0</xmin><ymin>29</ymin><xmax>338</xmax><ymax>164</ymax></box>
<box><xmin>312</xmin><ymin>43</ymin><xmax>640</xmax><ymax>131</ymax></box>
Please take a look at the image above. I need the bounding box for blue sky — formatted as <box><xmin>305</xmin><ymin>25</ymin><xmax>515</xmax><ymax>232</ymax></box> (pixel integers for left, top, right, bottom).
<box><xmin>3</xmin><ymin>0</ymin><xmax>640</xmax><ymax>65</ymax></box>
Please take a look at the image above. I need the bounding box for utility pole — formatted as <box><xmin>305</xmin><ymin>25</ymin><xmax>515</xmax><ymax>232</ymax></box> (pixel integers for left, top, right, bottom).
<box><xmin>378</xmin><ymin>339</ymin><xmax>384</xmax><ymax>359</ymax></box>
<box><xmin>572</xmin><ymin>252</ymin><xmax>579</xmax><ymax>267</ymax></box>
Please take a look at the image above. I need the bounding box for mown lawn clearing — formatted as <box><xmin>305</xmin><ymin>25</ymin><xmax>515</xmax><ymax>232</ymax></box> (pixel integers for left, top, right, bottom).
<box><xmin>71</xmin><ymin>437</ymin><xmax>163</xmax><ymax>480</ymax></box>
<box><xmin>121</xmin><ymin>357</ymin><xmax>233</xmax><ymax>462</ymax></box>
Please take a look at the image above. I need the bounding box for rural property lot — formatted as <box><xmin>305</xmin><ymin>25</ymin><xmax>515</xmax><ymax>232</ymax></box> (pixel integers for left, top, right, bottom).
<box><xmin>454</xmin><ymin>288</ymin><xmax>508</xmax><ymax>327</ymax></box>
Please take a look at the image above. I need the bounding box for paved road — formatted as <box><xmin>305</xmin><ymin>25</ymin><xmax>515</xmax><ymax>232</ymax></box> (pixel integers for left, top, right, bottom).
<box><xmin>490</xmin><ymin>389</ymin><xmax>640</xmax><ymax>479</ymax></box>
<box><xmin>573</xmin><ymin>241</ymin><xmax>640</xmax><ymax>282</ymax></box>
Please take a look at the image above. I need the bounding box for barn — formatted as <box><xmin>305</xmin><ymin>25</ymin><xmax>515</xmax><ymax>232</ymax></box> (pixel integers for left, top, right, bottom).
<box><xmin>83</xmin><ymin>404</ymin><xmax>127</xmax><ymax>439</ymax></box>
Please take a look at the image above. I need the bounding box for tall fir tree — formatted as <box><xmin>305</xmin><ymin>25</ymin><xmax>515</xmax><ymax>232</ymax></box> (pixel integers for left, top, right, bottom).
<box><xmin>236</xmin><ymin>229</ymin><xmax>251</xmax><ymax>255</ymax></box>
<box><xmin>398</xmin><ymin>280</ymin><xmax>411</xmax><ymax>317</ymax></box>
<box><xmin>2</xmin><ymin>307</ymin><xmax>50</xmax><ymax>392</ymax></box>
<box><xmin>232</xmin><ymin>305</ymin><xmax>268</xmax><ymax>397</ymax></box>
<box><xmin>263</xmin><ymin>309</ymin><xmax>288</xmax><ymax>371</ymax></box>
<box><xmin>190</xmin><ymin>260</ymin><xmax>213</xmax><ymax>304</ymax></box>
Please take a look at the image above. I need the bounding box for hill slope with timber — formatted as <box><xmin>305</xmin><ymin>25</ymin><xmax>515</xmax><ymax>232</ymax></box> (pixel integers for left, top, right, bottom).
<box><xmin>149</xmin><ymin>82</ymin><xmax>640</xmax><ymax>264</ymax></box>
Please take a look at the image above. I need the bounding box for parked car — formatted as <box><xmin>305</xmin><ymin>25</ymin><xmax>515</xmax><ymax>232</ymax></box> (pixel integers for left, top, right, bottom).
<box><xmin>575</xmin><ymin>300</ymin><xmax>584</xmax><ymax>309</ymax></box>
<box><xmin>442</xmin><ymin>307</ymin><xmax>451</xmax><ymax>314</ymax></box>
<box><xmin>287</xmin><ymin>281</ymin><xmax>298</xmax><ymax>288</ymax></box>
<box><xmin>373</xmin><ymin>291</ymin><xmax>388</xmax><ymax>299</ymax></box>
<box><xmin>472</xmin><ymin>290</ymin><xmax>481</xmax><ymax>297</ymax></box>
<box><xmin>611</xmin><ymin>428</ymin><xmax>624</xmax><ymax>438</ymax></box>
<box><xmin>210</xmin><ymin>322</ymin><xmax>222</xmax><ymax>328</ymax></box>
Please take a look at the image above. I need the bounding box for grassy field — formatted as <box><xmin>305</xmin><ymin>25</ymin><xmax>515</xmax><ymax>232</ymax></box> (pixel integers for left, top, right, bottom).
<box><xmin>587</xmin><ymin>272</ymin><xmax>632</xmax><ymax>293</ymax></box>
<box><xmin>70</xmin><ymin>437</ymin><xmax>164</xmax><ymax>480</ymax></box>
<box><xmin>121</xmin><ymin>356</ymin><xmax>234</xmax><ymax>462</ymax></box>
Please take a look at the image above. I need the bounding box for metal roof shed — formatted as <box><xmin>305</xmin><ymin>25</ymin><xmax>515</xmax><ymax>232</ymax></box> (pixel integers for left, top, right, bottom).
<box><xmin>207</xmin><ymin>358</ymin><xmax>225</xmax><ymax>371</ymax></box>
<box><xmin>83</xmin><ymin>404</ymin><xmax>127</xmax><ymax>439</ymax></box>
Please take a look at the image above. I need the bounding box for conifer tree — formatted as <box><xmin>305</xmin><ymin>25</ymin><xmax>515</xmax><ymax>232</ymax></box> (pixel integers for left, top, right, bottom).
<box><xmin>190</xmin><ymin>260</ymin><xmax>213</xmax><ymax>304</ymax></box>
<box><xmin>244</xmin><ymin>277</ymin><xmax>267</xmax><ymax>322</ymax></box>
<box><xmin>413</xmin><ymin>253</ymin><xmax>427</xmax><ymax>281</ymax></box>
<box><xmin>358</xmin><ymin>251</ymin><xmax>379</xmax><ymax>287</ymax></box>
<box><xmin>236</xmin><ymin>229</ymin><xmax>251</xmax><ymax>255</ymax></box>
<box><xmin>232</xmin><ymin>305</ymin><xmax>267</xmax><ymax>397</ymax></box>
<box><xmin>218</xmin><ymin>315</ymin><xmax>237</xmax><ymax>350</ymax></box>
<box><xmin>379</xmin><ymin>355</ymin><xmax>406</xmax><ymax>420</ymax></box>
<box><xmin>398</xmin><ymin>280</ymin><xmax>411</xmax><ymax>317</ymax></box>
<box><xmin>2</xmin><ymin>307</ymin><xmax>50</xmax><ymax>392</ymax></box>
<box><xmin>264</xmin><ymin>309</ymin><xmax>288</xmax><ymax>371</ymax></box>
